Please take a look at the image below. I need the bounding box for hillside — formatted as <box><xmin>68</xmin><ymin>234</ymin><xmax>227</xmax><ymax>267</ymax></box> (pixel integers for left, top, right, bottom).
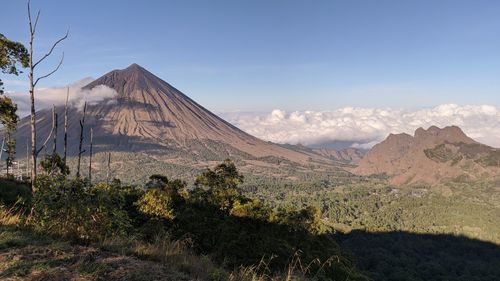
<box><xmin>354</xmin><ymin>126</ymin><xmax>500</xmax><ymax>185</ymax></box>
<box><xmin>10</xmin><ymin>64</ymin><xmax>338</xmax><ymax>182</ymax></box>
<box><xmin>313</xmin><ymin>147</ymin><xmax>365</xmax><ymax>164</ymax></box>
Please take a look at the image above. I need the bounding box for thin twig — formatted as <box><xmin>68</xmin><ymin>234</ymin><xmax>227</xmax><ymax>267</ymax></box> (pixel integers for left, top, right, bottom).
<box><xmin>36</xmin><ymin>111</ymin><xmax>55</xmax><ymax>156</ymax></box>
<box><xmin>33</xmin><ymin>30</ymin><xmax>68</xmax><ymax>68</ymax></box>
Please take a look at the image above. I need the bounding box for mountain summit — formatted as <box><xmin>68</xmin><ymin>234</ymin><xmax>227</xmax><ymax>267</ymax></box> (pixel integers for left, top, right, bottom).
<box><xmin>13</xmin><ymin>64</ymin><xmax>328</xmax><ymax>181</ymax></box>
<box><xmin>354</xmin><ymin>126</ymin><xmax>499</xmax><ymax>185</ymax></box>
<box><xmin>80</xmin><ymin>63</ymin><xmax>256</xmax><ymax>142</ymax></box>
<box><xmin>83</xmin><ymin>63</ymin><xmax>157</xmax><ymax>93</ymax></box>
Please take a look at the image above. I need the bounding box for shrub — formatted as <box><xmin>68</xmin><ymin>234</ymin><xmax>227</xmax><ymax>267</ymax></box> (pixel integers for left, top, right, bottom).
<box><xmin>137</xmin><ymin>188</ymin><xmax>176</xmax><ymax>220</ymax></box>
<box><xmin>32</xmin><ymin>176</ymin><xmax>131</xmax><ymax>240</ymax></box>
<box><xmin>229</xmin><ymin>198</ymin><xmax>271</xmax><ymax>221</ymax></box>
<box><xmin>40</xmin><ymin>153</ymin><xmax>70</xmax><ymax>176</ymax></box>
<box><xmin>137</xmin><ymin>175</ymin><xmax>187</xmax><ymax>221</ymax></box>
<box><xmin>271</xmin><ymin>205</ymin><xmax>323</xmax><ymax>233</ymax></box>
<box><xmin>195</xmin><ymin>159</ymin><xmax>244</xmax><ymax>211</ymax></box>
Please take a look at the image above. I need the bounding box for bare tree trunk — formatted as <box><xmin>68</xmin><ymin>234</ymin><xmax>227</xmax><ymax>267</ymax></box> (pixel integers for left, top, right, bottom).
<box><xmin>76</xmin><ymin>102</ymin><xmax>87</xmax><ymax>178</ymax></box>
<box><xmin>26</xmin><ymin>139</ymin><xmax>29</xmax><ymax>180</ymax></box>
<box><xmin>106</xmin><ymin>153</ymin><xmax>111</xmax><ymax>184</ymax></box>
<box><xmin>28</xmin><ymin>21</ymin><xmax>36</xmax><ymax>188</ymax></box>
<box><xmin>88</xmin><ymin>127</ymin><xmax>93</xmax><ymax>184</ymax></box>
<box><xmin>6</xmin><ymin>135</ymin><xmax>10</xmax><ymax>176</ymax></box>
<box><xmin>63</xmin><ymin>87</ymin><xmax>69</xmax><ymax>166</ymax></box>
<box><xmin>27</xmin><ymin>0</ymin><xmax>68</xmax><ymax>189</ymax></box>
<box><xmin>0</xmin><ymin>138</ymin><xmax>4</xmax><ymax>172</ymax></box>
<box><xmin>52</xmin><ymin>106</ymin><xmax>58</xmax><ymax>155</ymax></box>
<box><xmin>51</xmin><ymin>106</ymin><xmax>58</xmax><ymax>175</ymax></box>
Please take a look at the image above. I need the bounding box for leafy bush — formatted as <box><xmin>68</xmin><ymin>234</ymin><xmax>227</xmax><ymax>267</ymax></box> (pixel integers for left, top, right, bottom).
<box><xmin>40</xmin><ymin>153</ymin><xmax>70</xmax><ymax>176</ymax></box>
<box><xmin>32</xmin><ymin>176</ymin><xmax>131</xmax><ymax>240</ymax></box>
<box><xmin>271</xmin><ymin>205</ymin><xmax>323</xmax><ymax>233</ymax></box>
<box><xmin>137</xmin><ymin>175</ymin><xmax>187</xmax><ymax>221</ymax></box>
<box><xmin>194</xmin><ymin>159</ymin><xmax>244</xmax><ymax>211</ymax></box>
<box><xmin>137</xmin><ymin>188</ymin><xmax>176</xmax><ymax>220</ymax></box>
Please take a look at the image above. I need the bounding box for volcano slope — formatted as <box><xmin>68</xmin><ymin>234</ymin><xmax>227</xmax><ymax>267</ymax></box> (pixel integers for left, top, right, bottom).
<box><xmin>12</xmin><ymin>64</ymin><xmax>341</xmax><ymax>183</ymax></box>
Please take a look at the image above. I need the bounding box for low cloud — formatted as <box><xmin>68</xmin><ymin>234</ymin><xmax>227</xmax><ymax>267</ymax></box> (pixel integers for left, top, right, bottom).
<box><xmin>222</xmin><ymin>104</ymin><xmax>500</xmax><ymax>149</ymax></box>
<box><xmin>8</xmin><ymin>78</ymin><xmax>118</xmax><ymax>118</ymax></box>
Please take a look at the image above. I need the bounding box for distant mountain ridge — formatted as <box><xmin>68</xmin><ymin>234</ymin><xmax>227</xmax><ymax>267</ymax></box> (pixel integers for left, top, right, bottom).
<box><xmin>354</xmin><ymin>126</ymin><xmax>500</xmax><ymax>185</ymax></box>
<box><xmin>312</xmin><ymin>147</ymin><xmax>365</xmax><ymax>164</ymax></box>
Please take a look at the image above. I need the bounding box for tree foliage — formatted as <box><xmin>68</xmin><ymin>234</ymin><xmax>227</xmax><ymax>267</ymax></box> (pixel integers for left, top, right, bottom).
<box><xmin>40</xmin><ymin>153</ymin><xmax>70</xmax><ymax>176</ymax></box>
<box><xmin>0</xmin><ymin>33</ymin><xmax>29</xmax><ymax>78</ymax></box>
<box><xmin>195</xmin><ymin>159</ymin><xmax>244</xmax><ymax>211</ymax></box>
<box><xmin>32</xmin><ymin>176</ymin><xmax>131</xmax><ymax>240</ymax></box>
<box><xmin>0</xmin><ymin>33</ymin><xmax>27</xmax><ymax>174</ymax></box>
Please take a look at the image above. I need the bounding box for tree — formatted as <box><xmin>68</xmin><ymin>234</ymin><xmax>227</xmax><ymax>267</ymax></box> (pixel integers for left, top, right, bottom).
<box><xmin>27</xmin><ymin>0</ymin><xmax>68</xmax><ymax>187</ymax></box>
<box><xmin>0</xmin><ymin>98</ymin><xmax>18</xmax><ymax>175</ymax></box>
<box><xmin>40</xmin><ymin>153</ymin><xmax>69</xmax><ymax>176</ymax></box>
<box><xmin>195</xmin><ymin>159</ymin><xmax>244</xmax><ymax>211</ymax></box>
<box><xmin>146</xmin><ymin>174</ymin><xmax>169</xmax><ymax>189</ymax></box>
<box><xmin>138</xmin><ymin>175</ymin><xmax>186</xmax><ymax>220</ymax></box>
<box><xmin>137</xmin><ymin>188</ymin><xmax>176</xmax><ymax>220</ymax></box>
<box><xmin>0</xmin><ymin>33</ymin><xmax>28</xmax><ymax>176</ymax></box>
<box><xmin>0</xmin><ymin>33</ymin><xmax>29</xmax><ymax>77</ymax></box>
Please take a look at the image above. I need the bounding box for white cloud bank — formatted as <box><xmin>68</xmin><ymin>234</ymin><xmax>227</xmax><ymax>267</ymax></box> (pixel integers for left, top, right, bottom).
<box><xmin>8</xmin><ymin>78</ymin><xmax>118</xmax><ymax>118</ymax></box>
<box><xmin>222</xmin><ymin>104</ymin><xmax>500</xmax><ymax>149</ymax></box>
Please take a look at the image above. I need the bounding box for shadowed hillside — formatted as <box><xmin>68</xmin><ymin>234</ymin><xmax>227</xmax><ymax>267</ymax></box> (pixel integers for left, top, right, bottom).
<box><xmin>339</xmin><ymin>230</ymin><xmax>500</xmax><ymax>281</ymax></box>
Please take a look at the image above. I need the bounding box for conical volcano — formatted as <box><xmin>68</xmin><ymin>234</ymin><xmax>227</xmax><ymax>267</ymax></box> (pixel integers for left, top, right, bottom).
<box><xmin>81</xmin><ymin>63</ymin><xmax>258</xmax><ymax>144</ymax></box>
<box><xmin>12</xmin><ymin>64</ymin><xmax>326</xmax><ymax>182</ymax></box>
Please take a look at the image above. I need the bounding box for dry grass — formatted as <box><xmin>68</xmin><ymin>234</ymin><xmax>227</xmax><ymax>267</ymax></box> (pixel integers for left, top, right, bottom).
<box><xmin>227</xmin><ymin>252</ymin><xmax>340</xmax><ymax>281</ymax></box>
<box><xmin>100</xmin><ymin>236</ymin><xmax>327</xmax><ymax>281</ymax></box>
<box><xmin>0</xmin><ymin>204</ymin><xmax>23</xmax><ymax>226</ymax></box>
<box><xmin>101</xmin><ymin>234</ymin><xmax>217</xmax><ymax>280</ymax></box>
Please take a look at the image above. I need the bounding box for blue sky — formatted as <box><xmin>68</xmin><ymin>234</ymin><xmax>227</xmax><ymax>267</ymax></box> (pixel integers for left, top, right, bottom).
<box><xmin>1</xmin><ymin>0</ymin><xmax>500</xmax><ymax>112</ymax></box>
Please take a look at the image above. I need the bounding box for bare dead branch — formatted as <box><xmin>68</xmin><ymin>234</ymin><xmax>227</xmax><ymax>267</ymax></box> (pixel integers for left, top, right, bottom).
<box><xmin>27</xmin><ymin>0</ymin><xmax>40</xmax><ymax>34</ymax></box>
<box><xmin>33</xmin><ymin>10</ymin><xmax>40</xmax><ymax>34</ymax></box>
<box><xmin>34</xmin><ymin>52</ymin><xmax>64</xmax><ymax>86</ymax></box>
<box><xmin>88</xmin><ymin>127</ymin><xmax>93</xmax><ymax>183</ymax></box>
<box><xmin>63</xmin><ymin>87</ymin><xmax>69</xmax><ymax>165</ymax></box>
<box><xmin>52</xmin><ymin>105</ymin><xmax>58</xmax><ymax>155</ymax></box>
<box><xmin>33</xmin><ymin>30</ymin><xmax>68</xmax><ymax>68</ymax></box>
<box><xmin>106</xmin><ymin>153</ymin><xmax>111</xmax><ymax>183</ymax></box>
<box><xmin>28</xmin><ymin>0</ymin><xmax>33</xmax><ymax>33</ymax></box>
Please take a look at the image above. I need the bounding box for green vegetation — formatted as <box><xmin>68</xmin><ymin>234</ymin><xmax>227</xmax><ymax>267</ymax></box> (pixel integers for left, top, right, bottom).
<box><xmin>3</xmin><ymin>147</ymin><xmax>500</xmax><ymax>281</ymax></box>
<box><xmin>340</xmin><ymin>231</ymin><xmax>500</xmax><ymax>281</ymax></box>
<box><xmin>241</xmin><ymin>176</ymin><xmax>500</xmax><ymax>280</ymax></box>
<box><xmin>1</xmin><ymin>33</ymin><xmax>28</xmax><ymax>176</ymax></box>
<box><xmin>424</xmin><ymin>144</ymin><xmax>463</xmax><ymax>164</ymax></box>
<box><xmin>424</xmin><ymin>142</ymin><xmax>500</xmax><ymax>168</ymax></box>
<box><xmin>0</xmin><ymin>160</ymin><xmax>368</xmax><ymax>281</ymax></box>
